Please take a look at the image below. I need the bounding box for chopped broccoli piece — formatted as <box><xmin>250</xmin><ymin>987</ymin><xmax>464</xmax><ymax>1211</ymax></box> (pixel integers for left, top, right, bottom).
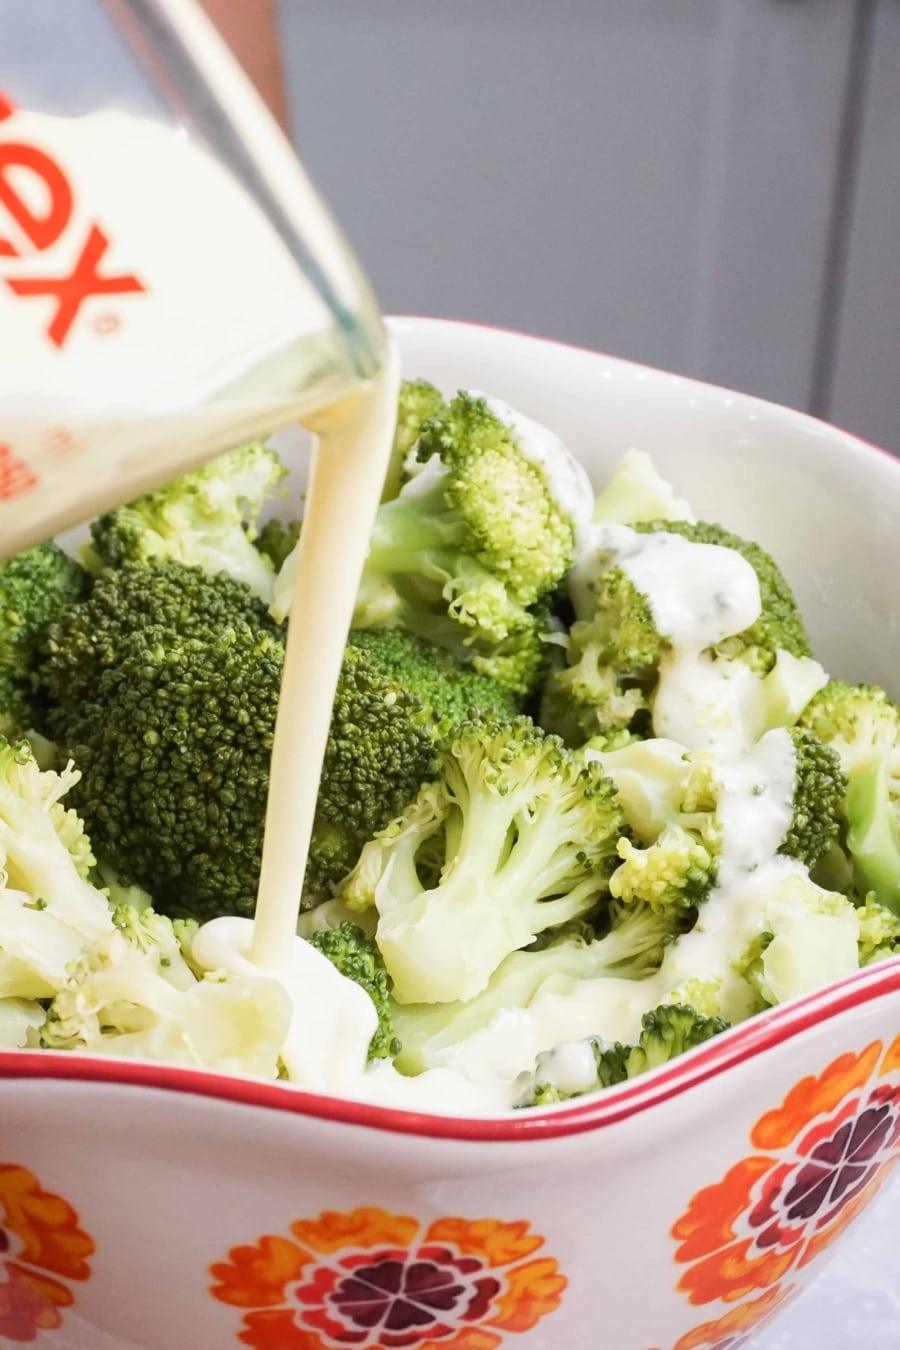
<box><xmin>256</xmin><ymin>517</ymin><xmax>301</xmax><ymax>572</ymax></box>
<box><xmin>856</xmin><ymin>893</ymin><xmax>900</xmax><ymax>966</ymax></box>
<box><xmin>309</xmin><ymin>921</ymin><xmax>400</xmax><ymax>1060</ymax></box>
<box><xmin>354</xmin><ymin>391</ymin><xmax>590</xmax><ymax>657</ymax></box>
<box><xmin>519</xmin><ymin>1004</ymin><xmax>729</xmax><ymax>1106</ymax></box>
<box><xmin>0</xmin><ymin>737</ymin><xmax>113</xmax><ymax>1002</ymax></box>
<box><xmin>594</xmin><ymin>739</ymin><xmax>721</xmax><ymax>916</ymax></box>
<box><xmin>339</xmin><ymin>714</ymin><xmax>623</xmax><ymax>1004</ymax></box>
<box><xmin>86</xmin><ymin>441</ymin><xmax>286</xmax><ymax>602</ymax></box>
<box><xmin>381</xmin><ymin>379</ymin><xmax>448</xmax><ymax>502</ymax></box>
<box><xmin>41</xmin><ymin>905</ymin><xmax>290</xmax><ymax>1077</ymax></box>
<box><xmin>778</xmin><ymin>728</ymin><xmax>846</xmax><ymax>870</ymax></box>
<box><xmin>43</xmin><ymin>564</ymin><xmax>450</xmax><ymax>918</ymax></box>
<box><xmin>798</xmin><ymin>681</ymin><xmax>900</xmax><ymax>915</ymax></box>
<box><xmin>545</xmin><ymin>517</ymin><xmax>815</xmax><ymax>748</ymax></box>
<box><xmin>541</xmin><ymin>566</ymin><xmax>658</xmax><ymax>745</ymax></box>
<box><xmin>593</xmin><ymin>449</ymin><xmax>696</xmax><ymax>526</ymax></box>
<box><xmin>345</xmin><ymin>627</ymin><xmax>520</xmax><ymax>726</ymax></box>
<box><xmin>0</xmin><ymin>542</ymin><xmax>86</xmax><ymax>731</ymax></box>
<box><xmin>635</xmin><ymin>519</ymin><xmax>812</xmax><ymax>674</ymax></box>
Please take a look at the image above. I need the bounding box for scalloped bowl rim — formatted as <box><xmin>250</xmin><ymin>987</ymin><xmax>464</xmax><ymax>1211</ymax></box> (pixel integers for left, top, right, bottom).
<box><xmin>5</xmin><ymin>316</ymin><xmax>900</xmax><ymax>1144</ymax></box>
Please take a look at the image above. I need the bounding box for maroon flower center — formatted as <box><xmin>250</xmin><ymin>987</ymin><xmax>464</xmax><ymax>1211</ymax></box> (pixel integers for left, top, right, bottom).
<box><xmin>0</xmin><ymin>1226</ymin><xmax>8</xmax><ymax>1256</ymax></box>
<box><xmin>748</xmin><ymin>1085</ymin><xmax>900</xmax><ymax>1252</ymax></box>
<box><xmin>291</xmin><ymin>1243</ymin><xmax>503</xmax><ymax>1346</ymax></box>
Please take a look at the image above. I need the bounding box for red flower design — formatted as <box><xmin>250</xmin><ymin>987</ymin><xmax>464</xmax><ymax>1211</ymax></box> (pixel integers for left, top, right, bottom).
<box><xmin>671</xmin><ymin>1037</ymin><xmax>900</xmax><ymax>1307</ymax></box>
<box><xmin>210</xmin><ymin>1207</ymin><xmax>566</xmax><ymax>1350</ymax></box>
<box><xmin>0</xmin><ymin>1163</ymin><xmax>94</xmax><ymax>1343</ymax></box>
<box><xmin>661</xmin><ymin>1036</ymin><xmax>900</xmax><ymax>1350</ymax></box>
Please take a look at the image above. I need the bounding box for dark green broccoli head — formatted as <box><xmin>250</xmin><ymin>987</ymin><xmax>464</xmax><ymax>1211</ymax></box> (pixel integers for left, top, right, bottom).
<box><xmin>635</xmin><ymin>519</ymin><xmax>812</xmax><ymax>673</ymax></box>
<box><xmin>778</xmin><ymin>728</ymin><xmax>846</xmax><ymax>869</ymax></box>
<box><xmin>309</xmin><ymin>921</ymin><xmax>400</xmax><ymax>1060</ymax></box>
<box><xmin>41</xmin><ymin>559</ymin><xmax>275</xmax><ymax>706</ymax></box>
<box><xmin>345</xmin><ymin>627</ymin><xmax>519</xmax><ymax>727</ymax></box>
<box><xmin>0</xmin><ymin>541</ymin><xmax>86</xmax><ymax>732</ymax></box>
<box><xmin>43</xmin><ymin>561</ymin><xmax>439</xmax><ymax>919</ymax></box>
<box><xmin>53</xmin><ymin>621</ymin><xmax>281</xmax><ymax>921</ymax></box>
<box><xmin>307</xmin><ymin>644</ymin><xmax>438</xmax><ymax>899</ymax></box>
<box><xmin>256</xmin><ymin>518</ymin><xmax>301</xmax><ymax>572</ymax></box>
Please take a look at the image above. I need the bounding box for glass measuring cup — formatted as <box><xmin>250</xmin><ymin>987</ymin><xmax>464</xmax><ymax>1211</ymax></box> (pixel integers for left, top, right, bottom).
<box><xmin>0</xmin><ymin>0</ymin><xmax>386</xmax><ymax>558</ymax></box>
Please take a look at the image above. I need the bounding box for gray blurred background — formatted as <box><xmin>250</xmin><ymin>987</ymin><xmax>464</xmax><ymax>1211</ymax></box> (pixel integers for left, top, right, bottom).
<box><xmin>278</xmin><ymin>0</ymin><xmax>900</xmax><ymax>454</ymax></box>
<box><xmin>1</xmin><ymin>1</ymin><xmax>897</xmax><ymax>452</ymax></box>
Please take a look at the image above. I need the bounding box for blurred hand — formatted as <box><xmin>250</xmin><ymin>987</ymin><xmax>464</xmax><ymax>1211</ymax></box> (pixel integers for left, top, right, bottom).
<box><xmin>199</xmin><ymin>0</ymin><xmax>288</xmax><ymax>130</ymax></box>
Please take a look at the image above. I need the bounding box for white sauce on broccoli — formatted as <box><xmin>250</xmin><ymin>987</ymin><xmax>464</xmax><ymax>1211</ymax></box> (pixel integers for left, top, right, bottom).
<box><xmin>570</xmin><ymin>523</ymin><xmax>765</xmax><ymax>754</ymax></box>
<box><xmin>433</xmin><ymin>729</ymin><xmax>803</xmax><ymax>1093</ymax></box>
<box><xmin>193</xmin><ymin>917</ymin><xmax>510</xmax><ymax>1113</ymax></box>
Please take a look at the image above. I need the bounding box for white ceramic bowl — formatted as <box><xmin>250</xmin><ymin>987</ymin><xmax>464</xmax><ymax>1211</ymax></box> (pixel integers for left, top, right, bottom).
<box><xmin>2</xmin><ymin>317</ymin><xmax>900</xmax><ymax>1350</ymax></box>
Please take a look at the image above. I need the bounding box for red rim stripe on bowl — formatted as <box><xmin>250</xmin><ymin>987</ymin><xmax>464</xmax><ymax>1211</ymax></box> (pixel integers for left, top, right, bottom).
<box><xmin>2</xmin><ymin>960</ymin><xmax>899</xmax><ymax>1142</ymax></box>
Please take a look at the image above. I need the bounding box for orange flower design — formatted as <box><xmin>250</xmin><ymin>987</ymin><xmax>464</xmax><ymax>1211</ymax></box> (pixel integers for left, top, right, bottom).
<box><xmin>0</xmin><ymin>1163</ymin><xmax>94</xmax><ymax>1343</ymax></box>
<box><xmin>669</xmin><ymin>1285</ymin><xmax>796</xmax><ymax>1350</ymax></box>
<box><xmin>210</xmin><ymin>1206</ymin><xmax>566</xmax><ymax>1350</ymax></box>
<box><xmin>672</xmin><ymin>1036</ymin><xmax>900</xmax><ymax>1312</ymax></box>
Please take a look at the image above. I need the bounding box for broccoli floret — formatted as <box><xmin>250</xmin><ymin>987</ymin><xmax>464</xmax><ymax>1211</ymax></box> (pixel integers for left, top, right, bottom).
<box><xmin>86</xmin><ymin>441</ymin><xmax>286</xmax><ymax>602</ymax></box>
<box><xmin>256</xmin><ymin>517</ymin><xmax>301</xmax><ymax>572</ymax></box>
<box><xmin>779</xmin><ymin>728</ymin><xmax>846</xmax><ymax>870</ymax></box>
<box><xmin>0</xmin><ymin>542</ymin><xmax>86</xmax><ymax>730</ymax></box>
<box><xmin>339</xmin><ymin>715</ymin><xmax>623</xmax><ymax>1005</ymax></box>
<box><xmin>381</xmin><ymin>379</ymin><xmax>448</xmax><ymax>503</ymax></box>
<box><xmin>798</xmin><ymin>681</ymin><xmax>900</xmax><ymax>915</ymax></box>
<box><xmin>593</xmin><ymin>449</ymin><xmax>696</xmax><ymax>526</ymax></box>
<box><xmin>392</xmin><ymin>898</ymin><xmax>675</xmax><ymax>1076</ymax></box>
<box><xmin>0</xmin><ymin>673</ymin><xmax>32</xmax><ymax>740</ymax></box>
<box><xmin>593</xmin><ymin>739</ymin><xmax>721</xmax><ymax>916</ymax></box>
<box><xmin>596</xmin><ymin>727</ymin><xmax>841</xmax><ymax>920</ymax></box>
<box><xmin>41</xmin><ymin>558</ymin><xmax>275</xmax><ymax>707</ymax></box>
<box><xmin>43</xmin><ymin>564</ymin><xmax>442</xmax><ymax>919</ymax></box>
<box><xmin>610</xmin><ymin>829</ymin><xmax>717</xmax><ymax>919</ymax></box>
<box><xmin>726</xmin><ymin>871</ymin><xmax>860</xmax><ymax>1013</ymax></box>
<box><xmin>545</xmin><ymin>517</ymin><xmax>817</xmax><ymax>748</ymax></box>
<box><xmin>635</xmin><ymin>520</ymin><xmax>812</xmax><ymax>674</ymax></box>
<box><xmin>41</xmin><ymin>905</ymin><xmax>290</xmax><ymax>1076</ymax></box>
<box><xmin>541</xmin><ymin>567</ymin><xmax>658</xmax><ymax>745</ymax></box>
<box><xmin>309</xmin><ymin>921</ymin><xmax>400</xmax><ymax>1060</ymax></box>
<box><xmin>856</xmin><ymin>893</ymin><xmax>900</xmax><ymax>966</ymax></box>
<box><xmin>345</xmin><ymin>627</ymin><xmax>520</xmax><ymax>726</ymax></box>
<box><xmin>0</xmin><ymin>737</ymin><xmax>113</xmax><ymax>1005</ymax></box>
<box><xmin>354</xmin><ymin>391</ymin><xmax>591</xmax><ymax>651</ymax></box>
<box><xmin>519</xmin><ymin>1004</ymin><xmax>729</xmax><ymax>1105</ymax></box>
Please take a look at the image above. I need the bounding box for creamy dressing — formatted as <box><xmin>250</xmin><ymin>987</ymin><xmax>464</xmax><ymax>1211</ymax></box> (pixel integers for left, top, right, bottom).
<box><xmin>194</xmin><ymin>917</ymin><xmax>508</xmax><ymax>1113</ymax></box>
<box><xmin>249</xmin><ymin>351</ymin><xmax>401</xmax><ymax>969</ymax></box>
<box><xmin>570</xmin><ymin>523</ymin><xmax>769</xmax><ymax>754</ymax></box>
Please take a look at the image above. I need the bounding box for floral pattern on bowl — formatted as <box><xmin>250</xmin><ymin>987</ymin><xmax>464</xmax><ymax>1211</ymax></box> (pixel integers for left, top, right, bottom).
<box><xmin>210</xmin><ymin>1207</ymin><xmax>566</xmax><ymax>1350</ymax></box>
<box><xmin>0</xmin><ymin>1163</ymin><xmax>93</xmax><ymax>1344</ymax></box>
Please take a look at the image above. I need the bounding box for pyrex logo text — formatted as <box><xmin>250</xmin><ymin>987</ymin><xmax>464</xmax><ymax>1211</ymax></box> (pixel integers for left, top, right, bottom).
<box><xmin>0</xmin><ymin>93</ymin><xmax>146</xmax><ymax>347</ymax></box>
